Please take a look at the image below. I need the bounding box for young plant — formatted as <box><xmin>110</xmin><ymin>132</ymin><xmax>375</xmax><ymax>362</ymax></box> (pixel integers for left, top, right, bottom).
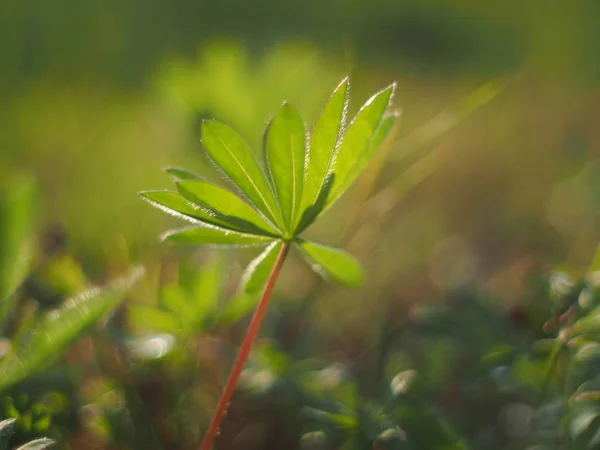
<box><xmin>140</xmin><ymin>77</ymin><xmax>399</xmax><ymax>449</ymax></box>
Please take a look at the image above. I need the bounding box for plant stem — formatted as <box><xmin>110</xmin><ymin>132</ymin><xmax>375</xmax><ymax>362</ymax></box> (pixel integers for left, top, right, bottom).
<box><xmin>199</xmin><ymin>242</ymin><xmax>290</xmax><ymax>450</ymax></box>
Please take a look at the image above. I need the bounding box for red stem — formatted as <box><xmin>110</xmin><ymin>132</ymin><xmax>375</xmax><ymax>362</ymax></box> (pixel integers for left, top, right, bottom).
<box><xmin>199</xmin><ymin>243</ymin><xmax>290</xmax><ymax>450</ymax></box>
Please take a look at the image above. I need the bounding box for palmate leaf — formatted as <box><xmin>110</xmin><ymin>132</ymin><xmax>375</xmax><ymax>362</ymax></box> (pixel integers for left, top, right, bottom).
<box><xmin>144</xmin><ymin>76</ymin><xmax>397</xmax><ymax>292</ymax></box>
<box><xmin>0</xmin><ymin>267</ymin><xmax>144</xmax><ymax>392</ymax></box>
<box><xmin>264</xmin><ymin>103</ymin><xmax>306</xmax><ymax>234</ymax></box>
<box><xmin>201</xmin><ymin>120</ymin><xmax>284</xmax><ymax>228</ymax></box>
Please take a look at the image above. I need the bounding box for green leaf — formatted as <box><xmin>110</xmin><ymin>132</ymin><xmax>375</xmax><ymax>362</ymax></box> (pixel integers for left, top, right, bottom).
<box><xmin>128</xmin><ymin>305</ymin><xmax>181</xmax><ymax>334</ymax></box>
<box><xmin>184</xmin><ymin>256</ymin><xmax>224</xmax><ymax>330</ymax></box>
<box><xmin>327</xmin><ymin>83</ymin><xmax>395</xmax><ymax>204</ymax></box>
<box><xmin>332</xmin><ymin>111</ymin><xmax>400</xmax><ymax>204</ymax></box>
<box><xmin>164</xmin><ymin>166</ymin><xmax>203</xmax><ymax>181</ymax></box>
<box><xmin>264</xmin><ymin>103</ymin><xmax>306</xmax><ymax>232</ymax></box>
<box><xmin>176</xmin><ymin>180</ymin><xmax>280</xmax><ymax>236</ymax></box>
<box><xmin>141</xmin><ymin>190</ymin><xmax>276</xmax><ymax>236</ymax></box>
<box><xmin>0</xmin><ymin>418</ymin><xmax>16</xmax><ymax>450</ymax></box>
<box><xmin>0</xmin><ymin>176</ymin><xmax>37</xmax><ymax>330</ymax></box>
<box><xmin>0</xmin><ymin>267</ymin><xmax>144</xmax><ymax>392</ymax></box>
<box><xmin>296</xmin><ymin>239</ymin><xmax>363</xmax><ymax>289</ymax></box>
<box><xmin>15</xmin><ymin>438</ymin><xmax>55</xmax><ymax>450</ymax></box>
<box><xmin>297</xmin><ymin>78</ymin><xmax>349</xmax><ymax>230</ymax></box>
<box><xmin>161</xmin><ymin>225</ymin><xmax>274</xmax><ymax>247</ymax></box>
<box><xmin>201</xmin><ymin>120</ymin><xmax>283</xmax><ymax>227</ymax></box>
<box><xmin>218</xmin><ymin>291</ymin><xmax>260</xmax><ymax>324</ymax></box>
<box><xmin>241</xmin><ymin>240</ymin><xmax>283</xmax><ymax>294</ymax></box>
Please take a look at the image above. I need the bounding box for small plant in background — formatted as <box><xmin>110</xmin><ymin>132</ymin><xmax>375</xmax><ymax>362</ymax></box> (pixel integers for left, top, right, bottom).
<box><xmin>141</xmin><ymin>76</ymin><xmax>399</xmax><ymax>449</ymax></box>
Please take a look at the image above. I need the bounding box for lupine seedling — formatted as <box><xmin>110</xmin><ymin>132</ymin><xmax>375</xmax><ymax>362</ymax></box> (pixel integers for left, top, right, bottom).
<box><xmin>140</xmin><ymin>77</ymin><xmax>399</xmax><ymax>450</ymax></box>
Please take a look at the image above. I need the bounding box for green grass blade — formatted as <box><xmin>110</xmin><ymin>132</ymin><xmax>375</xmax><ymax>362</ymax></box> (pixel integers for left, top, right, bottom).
<box><xmin>296</xmin><ymin>239</ymin><xmax>363</xmax><ymax>289</ymax></box>
<box><xmin>15</xmin><ymin>438</ymin><xmax>55</xmax><ymax>450</ymax></box>
<box><xmin>241</xmin><ymin>240</ymin><xmax>283</xmax><ymax>294</ymax></box>
<box><xmin>327</xmin><ymin>83</ymin><xmax>395</xmax><ymax>205</ymax></box>
<box><xmin>264</xmin><ymin>103</ymin><xmax>306</xmax><ymax>233</ymax></box>
<box><xmin>161</xmin><ymin>225</ymin><xmax>275</xmax><ymax>247</ymax></box>
<box><xmin>201</xmin><ymin>120</ymin><xmax>283</xmax><ymax>227</ymax></box>
<box><xmin>0</xmin><ymin>267</ymin><xmax>144</xmax><ymax>392</ymax></box>
<box><xmin>297</xmin><ymin>77</ymin><xmax>349</xmax><ymax>231</ymax></box>
<box><xmin>176</xmin><ymin>180</ymin><xmax>281</xmax><ymax>236</ymax></box>
<box><xmin>0</xmin><ymin>418</ymin><xmax>16</xmax><ymax>450</ymax></box>
<box><xmin>0</xmin><ymin>176</ymin><xmax>37</xmax><ymax>330</ymax></box>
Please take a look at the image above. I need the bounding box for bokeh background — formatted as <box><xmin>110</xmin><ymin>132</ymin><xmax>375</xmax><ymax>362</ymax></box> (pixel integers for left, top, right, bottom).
<box><xmin>2</xmin><ymin>0</ymin><xmax>600</xmax><ymax>448</ymax></box>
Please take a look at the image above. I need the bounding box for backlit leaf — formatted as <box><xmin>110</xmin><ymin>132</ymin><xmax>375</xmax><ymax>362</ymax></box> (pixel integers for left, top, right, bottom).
<box><xmin>0</xmin><ymin>267</ymin><xmax>144</xmax><ymax>392</ymax></box>
<box><xmin>15</xmin><ymin>438</ymin><xmax>55</xmax><ymax>450</ymax></box>
<box><xmin>296</xmin><ymin>78</ymin><xmax>349</xmax><ymax>231</ymax></box>
<box><xmin>201</xmin><ymin>120</ymin><xmax>283</xmax><ymax>227</ymax></box>
<box><xmin>241</xmin><ymin>240</ymin><xmax>283</xmax><ymax>294</ymax></box>
<box><xmin>162</xmin><ymin>225</ymin><xmax>274</xmax><ymax>247</ymax></box>
<box><xmin>264</xmin><ymin>103</ymin><xmax>306</xmax><ymax>232</ymax></box>
<box><xmin>177</xmin><ymin>180</ymin><xmax>280</xmax><ymax>236</ymax></box>
<box><xmin>327</xmin><ymin>83</ymin><xmax>395</xmax><ymax>204</ymax></box>
<box><xmin>296</xmin><ymin>239</ymin><xmax>363</xmax><ymax>289</ymax></box>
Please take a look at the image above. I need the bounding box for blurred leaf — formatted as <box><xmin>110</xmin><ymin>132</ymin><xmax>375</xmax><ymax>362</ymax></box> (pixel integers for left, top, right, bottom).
<box><xmin>0</xmin><ymin>418</ymin><xmax>16</xmax><ymax>450</ymax></box>
<box><xmin>297</xmin><ymin>78</ymin><xmax>349</xmax><ymax>230</ymax></box>
<box><xmin>296</xmin><ymin>239</ymin><xmax>363</xmax><ymax>288</ymax></box>
<box><xmin>164</xmin><ymin>167</ymin><xmax>203</xmax><ymax>181</ymax></box>
<box><xmin>162</xmin><ymin>225</ymin><xmax>274</xmax><ymax>247</ymax></box>
<box><xmin>264</xmin><ymin>103</ymin><xmax>306</xmax><ymax>232</ymax></box>
<box><xmin>201</xmin><ymin>120</ymin><xmax>283</xmax><ymax>227</ymax></box>
<box><xmin>0</xmin><ymin>267</ymin><xmax>144</xmax><ymax>392</ymax></box>
<box><xmin>0</xmin><ymin>176</ymin><xmax>37</xmax><ymax>330</ymax></box>
<box><xmin>218</xmin><ymin>291</ymin><xmax>261</xmax><ymax>324</ymax></box>
<box><xmin>128</xmin><ymin>305</ymin><xmax>181</xmax><ymax>334</ymax></box>
<box><xmin>185</xmin><ymin>256</ymin><xmax>224</xmax><ymax>330</ymax></box>
<box><xmin>241</xmin><ymin>240</ymin><xmax>283</xmax><ymax>294</ymax></box>
<box><xmin>176</xmin><ymin>180</ymin><xmax>280</xmax><ymax>236</ymax></box>
<box><xmin>327</xmin><ymin>83</ymin><xmax>395</xmax><ymax>204</ymax></box>
<box><xmin>15</xmin><ymin>438</ymin><xmax>55</xmax><ymax>450</ymax></box>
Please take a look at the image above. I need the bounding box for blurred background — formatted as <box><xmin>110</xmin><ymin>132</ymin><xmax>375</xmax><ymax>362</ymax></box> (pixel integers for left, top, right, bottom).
<box><xmin>2</xmin><ymin>0</ymin><xmax>600</xmax><ymax>448</ymax></box>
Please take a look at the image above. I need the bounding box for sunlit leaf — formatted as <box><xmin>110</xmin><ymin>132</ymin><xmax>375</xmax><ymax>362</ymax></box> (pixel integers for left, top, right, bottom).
<box><xmin>0</xmin><ymin>267</ymin><xmax>144</xmax><ymax>392</ymax></box>
<box><xmin>241</xmin><ymin>241</ymin><xmax>283</xmax><ymax>294</ymax></box>
<box><xmin>164</xmin><ymin>167</ymin><xmax>203</xmax><ymax>181</ymax></box>
<box><xmin>15</xmin><ymin>438</ymin><xmax>55</xmax><ymax>450</ymax></box>
<box><xmin>141</xmin><ymin>190</ymin><xmax>274</xmax><ymax>236</ymax></box>
<box><xmin>296</xmin><ymin>239</ymin><xmax>363</xmax><ymax>288</ymax></box>
<box><xmin>264</xmin><ymin>103</ymin><xmax>306</xmax><ymax>232</ymax></box>
<box><xmin>176</xmin><ymin>180</ymin><xmax>280</xmax><ymax>236</ymax></box>
<box><xmin>0</xmin><ymin>176</ymin><xmax>37</xmax><ymax>331</ymax></box>
<box><xmin>327</xmin><ymin>83</ymin><xmax>395</xmax><ymax>203</ymax></box>
<box><xmin>333</xmin><ymin>112</ymin><xmax>400</xmax><ymax>204</ymax></box>
<box><xmin>297</xmin><ymin>78</ymin><xmax>349</xmax><ymax>230</ymax></box>
<box><xmin>201</xmin><ymin>120</ymin><xmax>283</xmax><ymax>226</ymax></box>
<box><xmin>161</xmin><ymin>225</ymin><xmax>274</xmax><ymax>247</ymax></box>
<box><xmin>0</xmin><ymin>418</ymin><xmax>16</xmax><ymax>450</ymax></box>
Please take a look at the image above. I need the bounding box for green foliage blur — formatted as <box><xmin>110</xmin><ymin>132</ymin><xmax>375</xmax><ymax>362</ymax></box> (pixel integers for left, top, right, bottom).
<box><xmin>2</xmin><ymin>0</ymin><xmax>600</xmax><ymax>448</ymax></box>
